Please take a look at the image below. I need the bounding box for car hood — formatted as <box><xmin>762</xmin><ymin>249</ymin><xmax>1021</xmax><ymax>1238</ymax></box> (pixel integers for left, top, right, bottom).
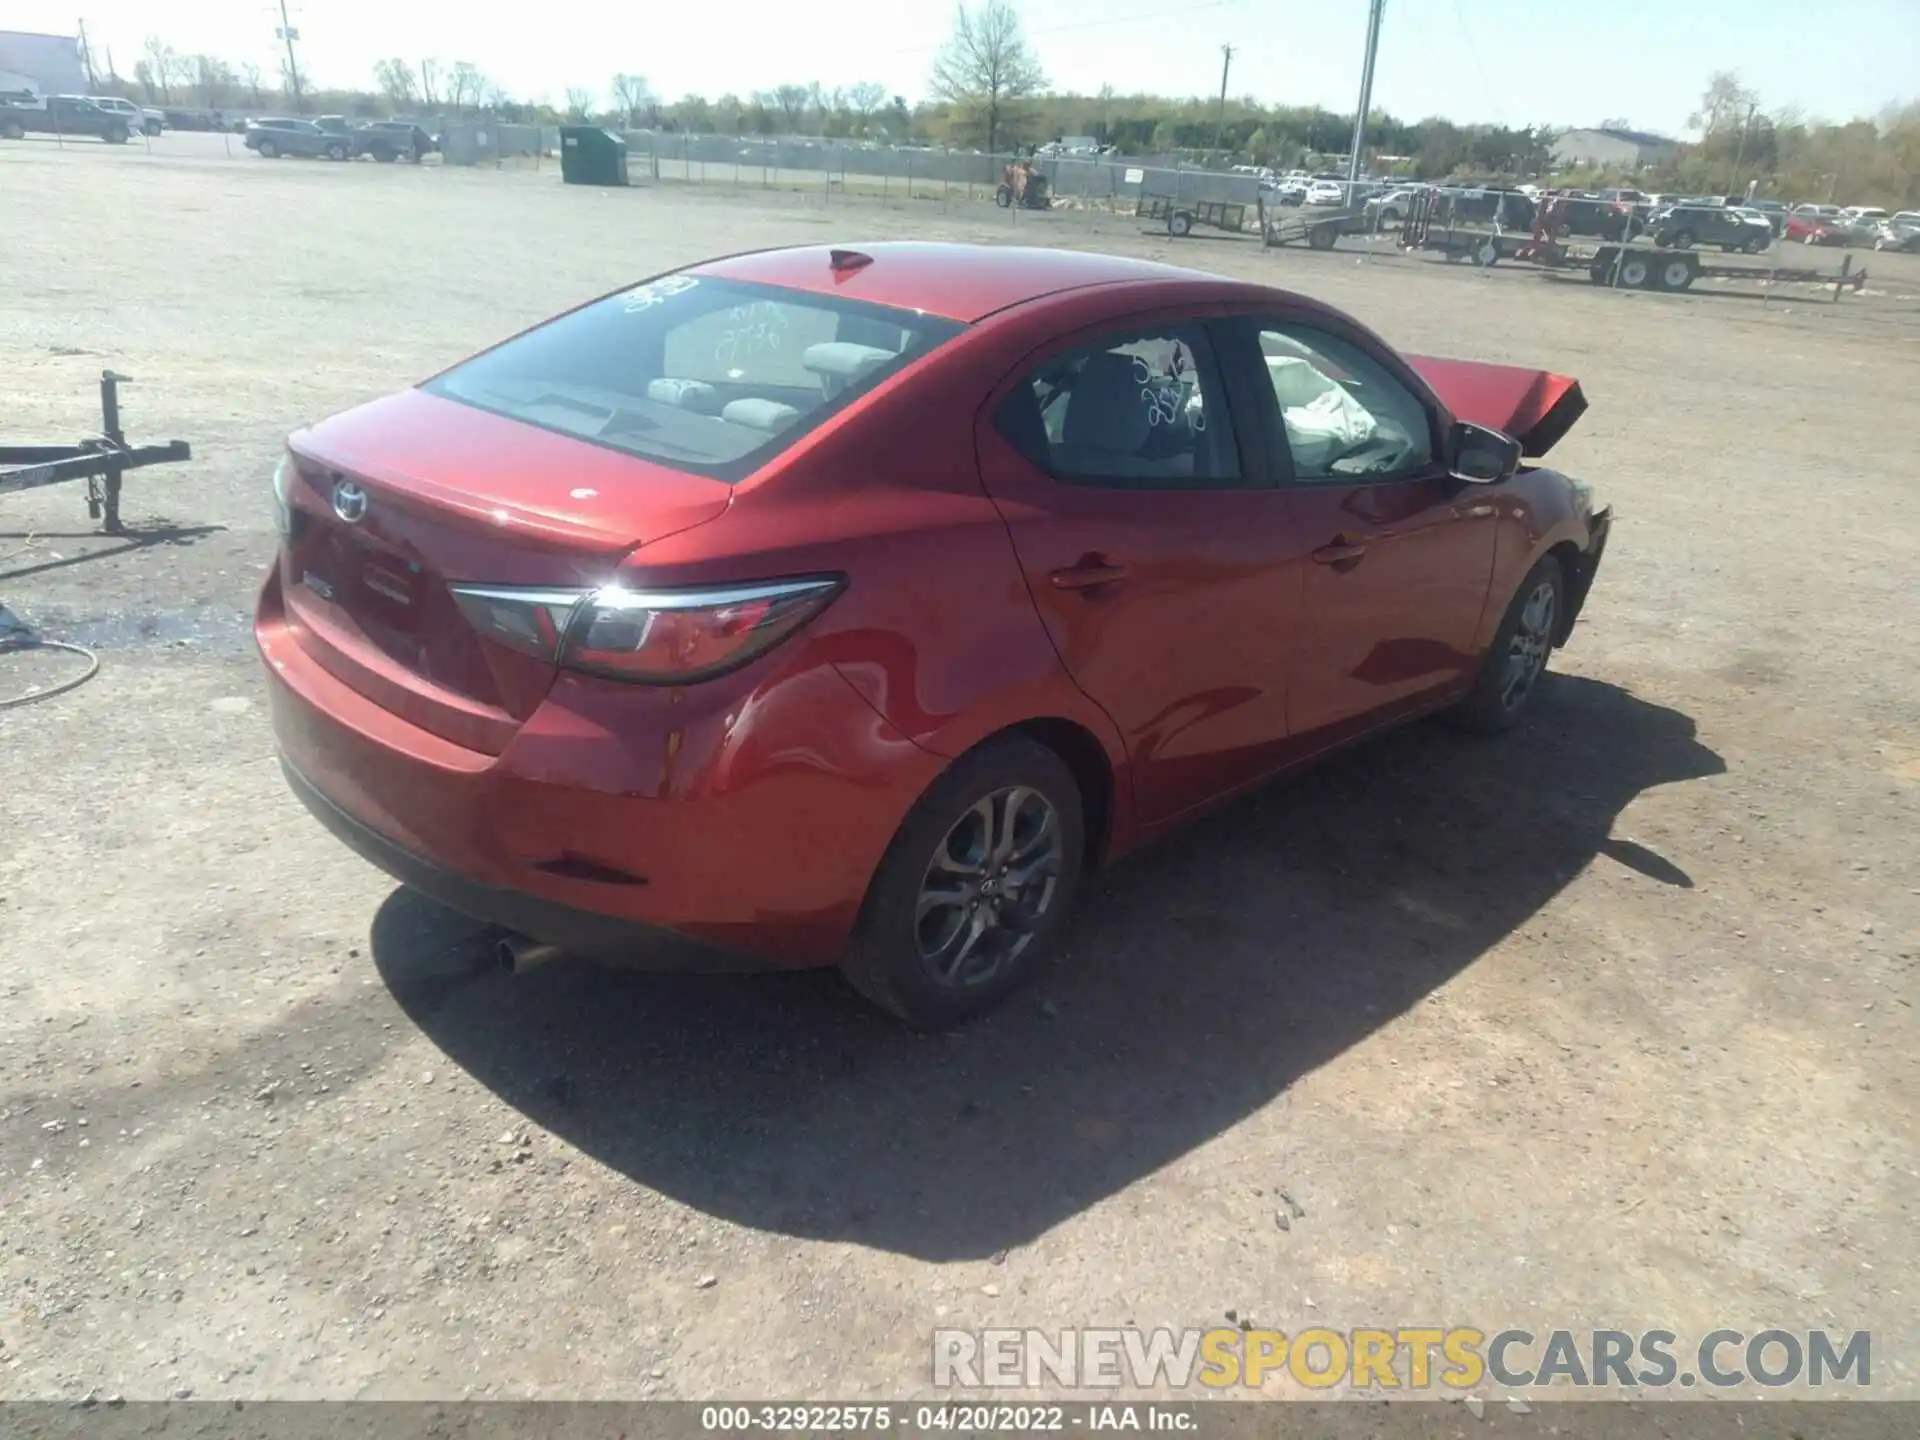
<box><xmin>1405</xmin><ymin>356</ymin><xmax>1587</xmax><ymax>459</ymax></box>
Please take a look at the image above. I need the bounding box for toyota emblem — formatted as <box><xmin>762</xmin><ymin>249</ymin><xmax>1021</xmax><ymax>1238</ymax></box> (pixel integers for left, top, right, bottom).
<box><xmin>331</xmin><ymin>480</ymin><xmax>369</xmax><ymax>524</ymax></box>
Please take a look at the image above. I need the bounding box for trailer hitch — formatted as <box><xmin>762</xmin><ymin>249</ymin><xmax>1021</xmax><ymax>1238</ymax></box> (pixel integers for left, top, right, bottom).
<box><xmin>0</xmin><ymin>371</ymin><xmax>192</xmax><ymax>534</ymax></box>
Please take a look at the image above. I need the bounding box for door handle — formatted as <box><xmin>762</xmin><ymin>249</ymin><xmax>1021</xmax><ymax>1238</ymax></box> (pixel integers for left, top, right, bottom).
<box><xmin>1311</xmin><ymin>538</ymin><xmax>1368</xmax><ymax>565</ymax></box>
<box><xmin>1049</xmin><ymin>561</ymin><xmax>1130</xmax><ymax>590</ymax></box>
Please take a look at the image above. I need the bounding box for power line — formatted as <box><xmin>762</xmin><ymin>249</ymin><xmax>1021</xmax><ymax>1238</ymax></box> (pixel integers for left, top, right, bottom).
<box><xmin>884</xmin><ymin>0</ymin><xmax>1259</xmax><ymax>57</ymax></box>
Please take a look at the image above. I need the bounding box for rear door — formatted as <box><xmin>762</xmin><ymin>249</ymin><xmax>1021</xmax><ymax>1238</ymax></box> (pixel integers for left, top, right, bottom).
<box><xmin>1224</xmin><ymin>315</ymin><xmax>1498</xmax><ymax>745</ymax></box>
<box><xmin>977</xmin><ymin>312</ymin><xmax>1311</xmax><ymax>825</ymax></box>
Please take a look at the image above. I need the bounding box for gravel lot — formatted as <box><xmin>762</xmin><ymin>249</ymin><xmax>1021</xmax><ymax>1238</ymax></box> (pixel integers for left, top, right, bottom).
<box><xmin>2</xmin><ymin>132</ymin><xmax>1917</xmax><ymax>1405</ymax></box>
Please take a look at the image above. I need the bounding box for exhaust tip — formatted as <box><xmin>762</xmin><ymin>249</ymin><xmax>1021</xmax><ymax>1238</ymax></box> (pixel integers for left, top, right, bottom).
<box><xmin>496</xmin><ymin>934</ymin><xmax>564</xmax><ymax>975</ymax></box>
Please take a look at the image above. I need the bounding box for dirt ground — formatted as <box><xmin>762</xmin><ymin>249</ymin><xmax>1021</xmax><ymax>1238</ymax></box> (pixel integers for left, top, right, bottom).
<box><xmin>2</xmin><ymin>133</ymin><xmax>1917</xmax><ymax>1405</ymax></box>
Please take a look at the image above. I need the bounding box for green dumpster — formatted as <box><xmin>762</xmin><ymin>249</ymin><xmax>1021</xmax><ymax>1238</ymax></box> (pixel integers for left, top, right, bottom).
<box><xmin>559</xmin><ymin>126</ymin><xmax>629</xmax><ymax>186</ymax></box>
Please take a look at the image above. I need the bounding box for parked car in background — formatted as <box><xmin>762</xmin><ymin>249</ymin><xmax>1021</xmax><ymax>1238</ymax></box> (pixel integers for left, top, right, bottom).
<box><xmin>0</xmin><ymin>95</ymin><xmax>132</xmax><ymax>143</ymax></box>
<box><xmin>1740</xmin><ymin>198</ymin><xmax>1789</xmax><ymax>235</ymax></box>
<box><xmin>86</xmin><ymin>96</ymin><xmax>162</xmax><ymax>135</ymax></box>
<box><xmin>1785</xmin><ymin>209</ymin><xmax>1848</xmax><ymax>245</ymax></box>
<box><xmin>1649</xmin><ymin>204</ymin><xmax>1772</xmax><ymax>252</ymax></box>
<box><xmin>1304</xmin><ymin>179</ymin><xmax>1347</xmax><ymax>205</ymax></box>
<box><xmin>256</xmin><ymin>241</ymin><xmax>1609</xmax><ymax>1027</ymax></box>
<box><xmin>245</xmin><ymin>116</ymin><xmax>351</xmax><ymax>160</ymax></box>
<box><xmin>357</xmin><ymin>119</ymin><xmax>435</xmax><ymax>162</ymax></box>
<box><xmin>1367</xmin><ymin>187</ymin><xmax>1418</xmax><ymax>225</ymax></box>
<box><xmin>1876</xmin><ymin>219</ymin><xmax>1920</xmax><ymax>253</ymax></box>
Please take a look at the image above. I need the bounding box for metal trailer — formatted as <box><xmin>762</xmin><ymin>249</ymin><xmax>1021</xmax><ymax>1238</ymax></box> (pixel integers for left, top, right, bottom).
<box><xmin>1257</xmin><ymin>196</ymin><xmax>1373</xmax><ymax>251</ymax></box>
<box><xmin>1</xmin><ymin>372</ymin><xmax>191</xmax><ymax>534</ymax></box>
<box><xmin>1399</xmin><ymin>184</ymin><xmax>1541</xmax><ymax>267</ymax></box>
<box><xmin>1581</xmin><ymin>244</ymin><xmax>1869</xmax><ymax>296</ymax></box>
<box><xmin>1136</xmin><ymin>191</ymin><xmax>1249</xmax><ymax>238</ymax></box>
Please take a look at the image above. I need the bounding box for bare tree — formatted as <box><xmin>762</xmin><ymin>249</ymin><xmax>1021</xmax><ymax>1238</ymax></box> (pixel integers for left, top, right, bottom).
<box><xmin>715</xmin><ymin>92</ymin><xmax>745</xmax><ymax>133</ymax></box>
<box><xmin>773</xmin><ymin>84</ymin><xmax>809</xmax><ymax>132</ymax></box>
<box><xmin>448</xmin><ymin>61</ymin><xmax>485</xmax><ymax>115</ymax></box>
<box><xmin>279</xmin><ymin>54</ymin><xmax>308</xmax><ymax>107</ymax></box>
<box><xmin>610</xmin><ymin>73</ymin><xmax>650</xmax><ymax>127</ymax></box>
<box><xmin>847</xmin><ymin>81</ymin><xmax>887</xmax><ymax>130</ymax></box>
<box><xmin>141</xmin><ymin>36</ymin><xmax>177</xmax><ymax>103</ymax></box>
<box><xmin>374</xmin><ymin>58</ymin><xmax>417</xmax><ymax>110</ymax></box>
<box><xmin>1689</xmin><ymin>72</ymin><xmax>1757</xmax><ymax>138</ymax></box>
<box><xmin>193</xmin><ymin>55</ymin><xmax>236</xmax><ymax>109</ymax></box>
<box><xmin>930</xmin><ymin>0</ymin><xmax>1046</xmax><ymax>156</ymax></box>
<box><xmin>419</xmin><ymin>59</ymin><xmax>442</xmax><ymax>109</ymax></box>
<box><xmin>240</xmin><ymin>61</ymin><xmax>263</xmax><ymax>107</ymax></box>
<box><xmin>564</xmin><ymin>86</ymin><xmax>596</xmax><ymax>121</ymax></box>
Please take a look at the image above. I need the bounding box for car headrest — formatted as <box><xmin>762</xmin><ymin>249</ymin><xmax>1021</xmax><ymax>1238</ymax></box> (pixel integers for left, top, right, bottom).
<box><xmin>1061</xmin><ymin>350</ymin><xmax>1152</xmax><ymax>459</ymax></box>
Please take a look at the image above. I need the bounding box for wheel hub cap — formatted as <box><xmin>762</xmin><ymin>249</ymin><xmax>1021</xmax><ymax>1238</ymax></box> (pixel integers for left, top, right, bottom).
<box><xmin>915</xmin><ymin>785</ymin><xmax>1064</xmax><ymax>989</ymax></box>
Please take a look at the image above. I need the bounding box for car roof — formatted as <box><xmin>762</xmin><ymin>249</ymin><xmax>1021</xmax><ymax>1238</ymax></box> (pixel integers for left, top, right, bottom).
<box><xmin>693</xmin><ymin>242</ymin><xmax>1220</xmax><ymax>323</ymax></box>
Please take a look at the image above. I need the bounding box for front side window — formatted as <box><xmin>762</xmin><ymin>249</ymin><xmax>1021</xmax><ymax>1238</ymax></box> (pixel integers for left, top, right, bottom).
<box><xmin>994</xmin><ymin>325</ymin><xmax>1241</xmax><ymax>488</ymax></box>
<box><xmin>1253</xmin><ymin>324</ymin><xmax>1434</xmax><ymax>481</ymax></box>
<box><xmin>424</xmin><ymin>276</ymin><xmax>962</xmax><ymax>482</ymax></box>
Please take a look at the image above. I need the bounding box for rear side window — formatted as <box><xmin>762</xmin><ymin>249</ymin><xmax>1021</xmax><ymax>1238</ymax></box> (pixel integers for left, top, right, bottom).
<box><xmin>994</xmin><ymin>325</ymin><xmax>1242</xmax><ymax>489</ymax></box>
<box><xmin>424</xmin><ymin>277</ymin><xmax>962</xmax><ymax>482</ymax></box>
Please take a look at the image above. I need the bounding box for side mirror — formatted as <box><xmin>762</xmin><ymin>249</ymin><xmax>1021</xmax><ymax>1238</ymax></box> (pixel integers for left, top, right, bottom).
<box><xmin>1447</xmin><ymin>421</ymin><xmax>1522</xmax><ymax>483</ymax></box>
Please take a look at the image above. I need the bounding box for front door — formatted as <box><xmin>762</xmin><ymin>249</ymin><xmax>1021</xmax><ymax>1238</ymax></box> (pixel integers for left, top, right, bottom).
<box><xmin>1230</xmin><ymin>317</ymin><xmax>1499</xmax><ymax>744</ymax></box>
<box><xmin>977</xmin><ymin>317</ymin><xmax>1310</xmax><ymax>825</ymax></box>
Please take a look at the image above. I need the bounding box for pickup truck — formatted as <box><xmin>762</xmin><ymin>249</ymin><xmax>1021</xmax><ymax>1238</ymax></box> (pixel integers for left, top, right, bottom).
<box><xmin>0</xmin><ymin>95</ymin><xmax>133</xmax><ymax>143</ymax></box>
<box><xmin>87</xmin><ymin>96</ymin><xmax>164</xmax><ymax>135</ymax></box>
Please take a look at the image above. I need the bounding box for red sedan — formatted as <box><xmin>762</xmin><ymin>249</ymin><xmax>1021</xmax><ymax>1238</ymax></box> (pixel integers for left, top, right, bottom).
<box><xmin>258</xmin><ymin>243</ymin><xmax>1611</xmax><ymax>1027</ymax></box>
<box><xmin>1785</xmin><ymin>211</ymin><xmax>1847</xmax><ymax>246</ymax></box>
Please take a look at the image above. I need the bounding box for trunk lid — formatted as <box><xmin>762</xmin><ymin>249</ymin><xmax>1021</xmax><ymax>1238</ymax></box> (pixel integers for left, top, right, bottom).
<box><xmin>1404</xmin><ymin>355</ymin><xmax>1587</xmax><ymax>458</ymax></box>
<box><xmin>281</xmin><ymin>388</ymin><xmax>731</xmax><ymax>753</ymax></box>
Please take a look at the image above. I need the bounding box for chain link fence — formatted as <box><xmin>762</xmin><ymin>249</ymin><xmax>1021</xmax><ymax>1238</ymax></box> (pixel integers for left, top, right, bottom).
<box><xmin>434</xmin><ymin>124</ymin><xmax>1266</xmax><ymax>224</ymax></box>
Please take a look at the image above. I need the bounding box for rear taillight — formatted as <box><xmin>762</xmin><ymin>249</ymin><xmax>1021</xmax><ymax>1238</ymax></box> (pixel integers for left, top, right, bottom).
<box><xmin>449</xmin><ymin>577</ymin><xmax>842</xmax><ymax>684</ymax></box>
<box><xmin>451</xmin><ymin>587</ymin><xmax>588</xmax><ymax>659</ymax></box>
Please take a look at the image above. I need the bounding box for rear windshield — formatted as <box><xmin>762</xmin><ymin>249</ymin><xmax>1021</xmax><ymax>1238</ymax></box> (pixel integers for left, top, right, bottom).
<box><xmin>423</xmin><ymin>276</ymin><xmax>964</xmax><ymax>482</ymax></box>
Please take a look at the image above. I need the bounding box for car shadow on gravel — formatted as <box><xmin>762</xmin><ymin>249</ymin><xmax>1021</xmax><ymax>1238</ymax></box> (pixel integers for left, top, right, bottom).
<box><xmin>371</xmin><ymin>673</ymin><xmax>1723</xmax><ymax>1261</ymax></box>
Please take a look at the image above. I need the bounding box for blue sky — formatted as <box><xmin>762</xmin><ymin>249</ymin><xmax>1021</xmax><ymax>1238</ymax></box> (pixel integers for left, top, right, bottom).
<box><xmin>14</xmin><ymin>0</ymin><xmax>1916</xmax><ymax>133</ymax></box>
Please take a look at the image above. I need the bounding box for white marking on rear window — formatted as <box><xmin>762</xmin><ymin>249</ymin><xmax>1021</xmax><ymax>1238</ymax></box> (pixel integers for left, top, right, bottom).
<box><xmin>622</xmin><ymin>275</ymin><xmax>700</xmax><ymax>313</ymax></box>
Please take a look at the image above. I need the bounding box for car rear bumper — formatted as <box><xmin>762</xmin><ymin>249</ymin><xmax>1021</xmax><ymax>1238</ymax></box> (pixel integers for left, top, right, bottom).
<box><xmin>256</xmin><ymin>564</ymin><xmax>943</xmax><ymax>968</ymax></box>
<box><xmin>279</xmin><ymin>755</ymin><xmax>754</xmax><ymax>969</ymax></box>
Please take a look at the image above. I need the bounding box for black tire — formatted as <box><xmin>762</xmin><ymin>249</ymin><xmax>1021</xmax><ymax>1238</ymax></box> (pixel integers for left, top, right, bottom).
<box><xmin>1449</xmin><ymin>555</ymin><xmax>1566</xmax><ymax>734</ymax></box>
<box><xmin>374</xmin><ymin>148</ymin><xmax>397</xmax><ymax>162</ymax></box>
<box><xmin>1308</xmin><ymin>222</ymin><xmax>1337</xmax><ymax>250</ymax></box>
<box><xmin>994</xmin><ymin>184</ymin><xmax>1014</xmax><ymax>208</ymax></box>
<box><xmin>1658</xmin><ymin>257</ymin><xmax>1695</xmax><ymax>291</ymax></box>
<box><xmin>1472</xmin><ymin>240</ymin><xmax>1500</xmax><ymax>267</ymax></box>
<box><xmin>257</xmin><ymin>138</ymin><xmax>278</xmax><ymax>158</ymax></box>
<box><xmin>1169</xmin><ymin>209</ymin><xmax>1194</xmax><ymax>237</ymax></box>
<box><xmin>1746</xmin><ymin>236</ymin><xmax>1769</xmax><ymax>254</ymax></box>
<box><xmin>841</xmin><ymin>736</ymin><xmax>1086</xmax><ymax>1030</ymax></box>
<box><xmin>325</xmin><ymin>141</ymin><xmax>348</xmax><ymax>161</ymax></box>
<box><xmin>1619</xmin><ymin>256</ymin><xmax>1651</xmax><ymax>288</ymax></box>
<box><xmin>105</xmin><ymin>122</ymin><xmax>129</xmax><ymax>144</ymax></box>
<box><xmin>1667</xmin><ymin>229</ymin><xmax>1694</xmax><ymax>249</ymax></box>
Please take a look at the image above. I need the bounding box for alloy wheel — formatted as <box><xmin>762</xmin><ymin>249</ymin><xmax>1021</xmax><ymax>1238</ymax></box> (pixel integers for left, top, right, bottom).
<box><xmin>1500</xmin><ymin>579</ymin><xmax>1557</xmax><ymax>712</ymax></box>
<box><xmin>915</xmin><ymin>785</ymin><xmax>1064</xmax><ymax>990</ymax></box>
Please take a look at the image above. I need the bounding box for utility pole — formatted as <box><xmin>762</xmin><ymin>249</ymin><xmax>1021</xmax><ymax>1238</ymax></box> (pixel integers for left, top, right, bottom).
<box><xmin>276</xmin><ymin>0</ymin><xmax>304</xmax><ymax>112</ymax></box>
<box><xmin>1729</xmin><ymin>101</ymin><xmax>1757</xmax><ymax>197</ymax></box>
<box><xmin>77</xmin><ymin>20</ymin><xmax>98</xmax><ymax>90</ymax></box>
<box><xmin>1213</xmin><ymin>44</ymin><xmax>1236</xmax><ymax>160</ymax></box>
<box><xmin>1345</xmin><ymin>0</ymin><xmax>1387</xmax><ymax>202</ymax></box>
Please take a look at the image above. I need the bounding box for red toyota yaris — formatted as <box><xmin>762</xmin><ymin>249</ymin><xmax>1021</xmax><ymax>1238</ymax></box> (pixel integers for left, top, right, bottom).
<box><xmin>258</xmin><ymin>242</ymin><xmax>1610</xmax><ymax>1027</ymax></box>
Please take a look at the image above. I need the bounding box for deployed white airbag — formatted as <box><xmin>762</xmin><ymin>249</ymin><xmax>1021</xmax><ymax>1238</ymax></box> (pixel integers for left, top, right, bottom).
<box><xmin>1266</xmin><ymin>354</ymin><xmax>1378</xmax><ymax>475</ymax></box>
